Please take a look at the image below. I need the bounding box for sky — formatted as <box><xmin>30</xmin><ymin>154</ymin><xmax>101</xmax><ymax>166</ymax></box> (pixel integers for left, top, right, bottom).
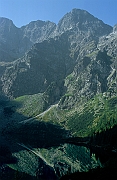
<box><xmin>0</xmin><ymin>0</ymin><xmax>117</xmax><ymax>28</ymax></box>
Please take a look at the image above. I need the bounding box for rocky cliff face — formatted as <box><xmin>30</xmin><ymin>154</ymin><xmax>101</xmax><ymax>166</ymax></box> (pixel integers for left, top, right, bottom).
<box><xmin>53</xmin><ymin>9</ymin><xmax>112</xmax><ymax>36</ymax></box>
<box><xmin>0</xmin><ymin>9</ymin><xmax>116</xmax><ymax>105</ymax></box>
<box><xmin>0</xmin><ymin>18</ymin><xmax>56</xmax><ymax>62</ymax></box>
<box><xmin>21</xmin><ymin>20</ymin><xmax>56</xmax><ymax>43</ymax></box>
<box><xmin>2</xmin><ymin>35</ymin><xmax>74</xmax><ymax>98</ymax></box>
<box><xmin>0</xmin><ymin>18</ymin><xmax>20</xmax><ymax>62</ymax></box>
<box><xmin>59</xmin><ymin>50</ymin><xmax>114</xmax><ymax>108</ymax></box>
<box><xmin>0</xmin><ymin>9</ymin><xmax>112</xmax><ymax>62</ymax></box>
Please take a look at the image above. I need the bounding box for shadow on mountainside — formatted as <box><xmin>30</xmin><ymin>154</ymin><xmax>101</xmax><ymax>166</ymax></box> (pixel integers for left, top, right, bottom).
<box><xmin>4</xmin><ymin>120</ymin><xmax>69</xmax><ymax>150</ymax></box>
<box><xmin>1</xmin><ymin>94</ymin><xmax>117</xmax><ymax>157</ymax></box>
<box><xmin>1</xmin><ymin>94</ymin><xmax>117</xmax><ymax>179</ymax></box>
<box><xmin>0</xmin><ymin>95</ymin><xmax>68</xmax><ymax>179</ymax></box>
<box><xmin>0</xmin><ymin>94</ymin><xmax>69</xmax><ymax>150</ymax></box>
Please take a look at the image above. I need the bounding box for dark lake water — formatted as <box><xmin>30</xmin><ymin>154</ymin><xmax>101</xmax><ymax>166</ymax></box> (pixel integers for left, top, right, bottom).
<box><xmin>0</xmin><ymin>132</ymin><xmax>102</xmax><ymax>178</ymax></box>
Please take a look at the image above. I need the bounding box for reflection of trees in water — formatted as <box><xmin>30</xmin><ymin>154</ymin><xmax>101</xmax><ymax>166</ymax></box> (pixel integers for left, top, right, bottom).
<box><xmin>3</xmin><ymin>106</ymin><xmax>15</xmax><ymax>118</ymax></box>
<box><xmin>0</xmin><ymin>145</ymin><xmax>11</xmax><ymax>157</ymax></box>
<box><xmin>0</xmin><ymin>145</ymin><xmax>17</xmax><ymax>165</ymax></box>
<box><xmin>36</xmin><ymin>158</ymin><xmax>57</xmax><ymax>180</ymax></box>
<box><xmin>1</xmin><ymin>94</ymin><xmax>116</xmax><ymax>179</ymax></box>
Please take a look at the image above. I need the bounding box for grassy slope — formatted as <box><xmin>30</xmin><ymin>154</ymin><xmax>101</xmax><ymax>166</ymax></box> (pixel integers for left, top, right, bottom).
<box><xmin>64</xmin><ymin>95</ymin><xmax>117</xmax><ymax>137</ymax></box>
<box><xmin>14</xmin><ymin>93</ymin><xmax>117</xmax><ymax>138</ymax></box>
<box><xmin>4</xmin><ymin>93</ymin><xmax>117</xmax><ymax>178</ymax></box>
<box><xmin>27</xmin><ymin>94</ymin><xmax>116</xmax><ymax>138</ymax></box>
<box><xmin>14</xmin><ymin>93</ymin><xmax>45</xmax><ymax>118</ymax></box>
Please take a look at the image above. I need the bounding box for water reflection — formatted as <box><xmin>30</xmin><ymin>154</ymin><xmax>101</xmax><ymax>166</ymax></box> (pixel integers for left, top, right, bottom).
<box><xmin>0</xmin><ymin>96</ymin><xmax>102</xmax><ymax>179</ymax></box>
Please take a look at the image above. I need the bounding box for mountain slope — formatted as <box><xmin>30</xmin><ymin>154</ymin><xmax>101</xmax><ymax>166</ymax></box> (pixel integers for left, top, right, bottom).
<box><xmin>0</xmin><ymin>17</ymin><xmax>33</xmax><ymax>62</ymax></box>
<box><xmin>1</xmin><ymin>34</ymin><xmax>74</xmax><ymax>98</ymax></box>
<box><xmin>0</xmin><ymin>9</ymin><xmax>113</xmax><ymax>99</ymax></box>
<box><xmin>0</xmin><ymin>8</ymin><xmax>117</xmax><ymax>179</ymax></box>
<box><xmin>21</xmin><ymin>20</ymin><xmax>56</xmax><ymax>43</ymax></box>
<box><xmin>0</xmin><ymin>9</ymin><xmax>112</xmax><ymax>64</ymax></box>
<box><xmin>0</xmin><ymin>18</ymin><xmax>56</xmax><ymax>62</ymax></box>
<box><xmin>53</xmin><ymin>9</ymin><xmax>112</xmax><ymax>36</ymax></box>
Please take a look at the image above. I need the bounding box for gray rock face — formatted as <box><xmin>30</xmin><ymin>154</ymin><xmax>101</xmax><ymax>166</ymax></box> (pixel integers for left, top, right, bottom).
<box><xmin>53</xmin><ymin>9</ymin><xmax>112</xmax><ymax>37</ymax></box>
<box><xmin>0</xmin><ymin>18</ymin><xmax>56</xmax><ymax>62</ymax></box>
<box><xmin>1</xmin><ymin>36</ymin><xmax>74</xmax><ymax>98</ymax></box>
<box><xmin>0</xmin><ymin>9</ymin><xmax>116</xmax><ymax>104</ymax></box>
<box><xmin>59</xmin><ymin>50</ymin><xmax>113</xmax><ymax>108</ymax></box>
<box><xmin>113</xmin><ymin>24</ymin><xmax>117</xmax><ymax>32</ymax></box>
<box><xmin>98</xmin><ymin>30</ymin><xmax>117</xmax><ymax>58</ymax></box>
<box><xmin>21</xmin><ymin>20</ymin><xmax>56</xmax><ymax>43</ymax></box>
<box><xmin>0</xmin><ymin>17</ymin><xmax>32</xmax><ymax>62</ymax></box>
<box><xmin>0</xmin><ymin>9</ymin><xmax>112</xmax><ymax>63</ymax></box>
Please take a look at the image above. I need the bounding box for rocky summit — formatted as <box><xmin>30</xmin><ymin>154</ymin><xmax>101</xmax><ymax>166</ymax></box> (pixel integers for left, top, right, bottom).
<box><xmin>0</xmin><ymin>9</ymin><xmax>117</xmax><ymax>179</ymax></box>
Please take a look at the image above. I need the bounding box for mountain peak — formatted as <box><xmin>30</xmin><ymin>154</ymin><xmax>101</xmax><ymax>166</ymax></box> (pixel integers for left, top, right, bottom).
<box><xmin>71</xmin><ymin>8</ymin><xmax>91</xmax><ymax>15</ymax></box>
<box><xmin>0</xmin><ymin>17</ymin><xmax>14</xmax><ymax>27</ymax></box>
<box><xmin>56</xmin><ymin>8</ymin><xmax>112</xmax><ymax>36</ymax></box>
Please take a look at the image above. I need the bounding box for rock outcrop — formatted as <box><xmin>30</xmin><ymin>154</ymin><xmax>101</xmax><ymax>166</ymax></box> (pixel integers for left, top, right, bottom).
<box><xmin>0</xmin><ymin>9</ymin><xmax>116</xmax><ymax>106</ymax></box>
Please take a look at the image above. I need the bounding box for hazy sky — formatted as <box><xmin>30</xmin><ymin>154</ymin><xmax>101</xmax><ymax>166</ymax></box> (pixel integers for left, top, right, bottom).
<box><xmin>0</xmin><ymin>0</ymin><xmax>116</xmax><ymax>27</ymax></box>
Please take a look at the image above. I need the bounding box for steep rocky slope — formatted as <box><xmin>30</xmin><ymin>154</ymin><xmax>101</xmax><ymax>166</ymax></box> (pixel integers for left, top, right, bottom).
<box><xmin>60</xmin><ymin>50</ymin><xmax>116</xmax><ymax>109</ymax></box>
<box><xmin>1</xmin><ymin>34</ymin><xmax>74</xmax><ymax>98</ymax></box>
<box><xmin>21</xmin><ymin>20</ymin><xmax>56</xmax><ymax>43</ymax></box>
<box><xmin>0</xmin><ymin>18</ymin><xmax>56</xmax><ymax>62</ymax></box>
<box><xmin>0</xmin><ymin>17</ymin><xmax>32</xmax><ymax>62</ymax></box>
<box><xmin>0</xmin><ymin>8</ymin><xmax>112</xmax><ymax>63</ymax></box>
<box><xmin>52</xmin><ymin>8</ymin><xmax>112</xmax><ymax>36</ymax></box>
<box><xmin>0</xmin><ymin>9</ymin><xmax>113</xmax><ymax>99</ymax></box>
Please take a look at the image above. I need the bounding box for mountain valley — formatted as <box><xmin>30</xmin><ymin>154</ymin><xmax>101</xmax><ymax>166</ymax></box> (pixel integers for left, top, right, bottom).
<box><xmin>0</xmin><ymin>8</ymin><xmax>117</xmax><ymax>179</ymax></box>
